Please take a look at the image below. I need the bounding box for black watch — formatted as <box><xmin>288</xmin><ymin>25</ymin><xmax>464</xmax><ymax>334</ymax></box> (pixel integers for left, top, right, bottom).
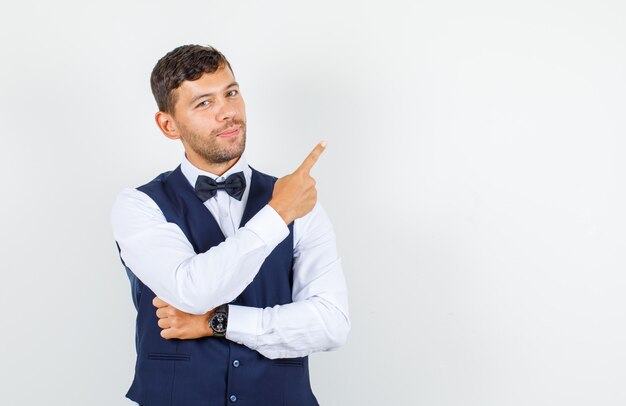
<box><xmin>209</xmin><ymin>305</ymin><xmax>228</xmax><ymax>338</ymax></box>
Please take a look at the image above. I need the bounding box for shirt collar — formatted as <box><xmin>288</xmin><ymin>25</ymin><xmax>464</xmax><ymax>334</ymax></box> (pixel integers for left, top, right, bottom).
<box><xmin>181</xmin><ymin>153</ymin><xmax>251</xmax><ymax>191</ymax></box>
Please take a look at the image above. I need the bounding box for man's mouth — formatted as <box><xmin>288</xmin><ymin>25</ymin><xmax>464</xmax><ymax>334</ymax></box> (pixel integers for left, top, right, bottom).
<box><xmin>217</xmin><ymin>126</ymin><xmax>240</xmax><ymax>138</ymax></box>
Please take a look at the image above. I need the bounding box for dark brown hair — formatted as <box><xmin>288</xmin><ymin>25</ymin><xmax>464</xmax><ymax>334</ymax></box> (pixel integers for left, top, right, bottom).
<box><xmin>150</xmin><ymin>44</ymin><xmax>233</xmax><ymax>113</ymax></box>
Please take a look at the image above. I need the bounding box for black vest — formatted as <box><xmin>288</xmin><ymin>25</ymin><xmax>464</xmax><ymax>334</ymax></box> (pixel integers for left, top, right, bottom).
<box><xmin>117</xmin><ymin>166</ymin><xmax>318</xmax><ymax>406</ymax></box>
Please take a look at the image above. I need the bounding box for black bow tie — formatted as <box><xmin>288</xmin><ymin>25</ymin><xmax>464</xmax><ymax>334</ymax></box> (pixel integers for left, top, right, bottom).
<box><xmin>194</xmin><ymin>171</ymin><xmax>246</xmax><ymax>202</ymax></box>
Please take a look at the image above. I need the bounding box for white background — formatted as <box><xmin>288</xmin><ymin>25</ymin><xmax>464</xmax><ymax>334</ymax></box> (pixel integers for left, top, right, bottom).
<box><xmin>1</xmin><ymin>1</ymin><xmax>625</xmax><ymax>405</ymax></box>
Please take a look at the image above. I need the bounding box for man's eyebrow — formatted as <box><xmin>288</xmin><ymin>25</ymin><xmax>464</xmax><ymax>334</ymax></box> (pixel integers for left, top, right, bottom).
<box><xmin>189</xmin><ymin>82</ymin><xmax>239</xmax><ymax>105</ymax></box>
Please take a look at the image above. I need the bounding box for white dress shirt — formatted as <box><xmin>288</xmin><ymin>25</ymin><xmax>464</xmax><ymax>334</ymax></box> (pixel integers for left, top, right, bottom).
<box><xmin>111</xmin><ymin>154</ymin><xmax>350</xmax><ymax>359</ymax></box>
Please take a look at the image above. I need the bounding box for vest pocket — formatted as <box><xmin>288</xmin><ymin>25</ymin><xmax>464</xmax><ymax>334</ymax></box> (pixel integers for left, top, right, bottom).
<box><xmin>147</xmin><ymin>352</ymin><xmax>191</xmax><ymax>361</ymax></box>
<box><xmin>273</xmin><ymin>358</ymin><xmax>304</xmax><ymax>367</ymax></box>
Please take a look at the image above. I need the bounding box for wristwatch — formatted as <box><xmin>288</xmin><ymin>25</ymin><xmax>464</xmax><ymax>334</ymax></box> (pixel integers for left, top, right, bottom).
<box><xmin>209</xmin><ymin>305</ymin><xmax>228</xmax><ymax>338</ymax></box>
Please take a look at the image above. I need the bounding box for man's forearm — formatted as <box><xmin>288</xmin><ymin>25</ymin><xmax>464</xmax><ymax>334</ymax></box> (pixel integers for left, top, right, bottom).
<box><xmin>154</xmin><ymin>296</ymin><xmax>350</xmax><ymax>357</ymax></box>
<box><xmin>113</xmin><ymin>190</ymin><xmax>289</xmax><ymax>314</ymax></box>
<box><xmin>155</xmin><ymin>254</ymin><xmax>350</xmax><ymax>357</ymax></box>
<box><xmin>226</xmin><ymin>296</ymin><xmax>350</xmax><ymax>359</ymax></box>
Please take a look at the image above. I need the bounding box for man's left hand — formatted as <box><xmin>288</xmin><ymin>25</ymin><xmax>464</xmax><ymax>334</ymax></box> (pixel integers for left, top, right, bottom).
<box><xmin>153</xmin><ymin>297</ymin><xmax>214</xmax><ymax>339</ymax></box>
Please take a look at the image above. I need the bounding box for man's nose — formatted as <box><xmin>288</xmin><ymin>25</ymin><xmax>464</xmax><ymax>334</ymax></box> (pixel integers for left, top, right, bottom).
<box><xmin>216</xmin><ymin>101</ymin><xmax>236</xmax><ymax>122</ymax></box>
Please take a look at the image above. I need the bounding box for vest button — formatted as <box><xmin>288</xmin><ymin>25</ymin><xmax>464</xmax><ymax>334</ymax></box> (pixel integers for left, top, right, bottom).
<box><xmin>230</xmin><ymin>394</ymin><xmax>238</xmax><ymax>402</ymax></box>
<box><xmin>233</xmin><ymin>359</ymin><xmax>240</xmax><ymax>367</ymax></box>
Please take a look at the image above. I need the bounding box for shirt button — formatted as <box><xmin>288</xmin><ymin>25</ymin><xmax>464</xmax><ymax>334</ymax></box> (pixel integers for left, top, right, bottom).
<box><xmin>222</xmin><ymin>211</ymin><xmax>229</xmax><ymax>218</ymax></box>
<box><xmin>230</xmin><ymin>394</ymin><xmax>238</xmax><ymax>402</ymax></box>
<box><xmin>233</xmin><ymin>360</ymin><xmax>240</xmax><ymax>367</ymax></box>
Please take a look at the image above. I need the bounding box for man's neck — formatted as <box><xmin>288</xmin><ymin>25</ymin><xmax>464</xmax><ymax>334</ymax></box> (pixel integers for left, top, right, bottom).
<box><xmin>185</xmin><ymin>152</ymin><xmax>241</xmax><ymax>177</ymax></box>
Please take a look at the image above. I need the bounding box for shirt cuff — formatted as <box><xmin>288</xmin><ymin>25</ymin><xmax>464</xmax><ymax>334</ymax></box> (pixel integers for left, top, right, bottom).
<box><xmin>226</xmin><ymin>304</ymin><xmax>262</xmax><ymax>348</ymax></box>
<box><xmin>244</xmin><ymin>205</ymin><xmax>289</xmax><ymax>251</ymax></box>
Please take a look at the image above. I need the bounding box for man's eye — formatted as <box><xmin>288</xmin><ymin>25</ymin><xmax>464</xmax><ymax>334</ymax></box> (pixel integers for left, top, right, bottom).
<box><xmin>227</xmin><ymin>90</ymin><xmax>238</xmax><ymax>97</ymax></box>
<box><xmin>196</xmin><ymin>100</ymin><xmax>210</xmax><ymax>108</ymax></box>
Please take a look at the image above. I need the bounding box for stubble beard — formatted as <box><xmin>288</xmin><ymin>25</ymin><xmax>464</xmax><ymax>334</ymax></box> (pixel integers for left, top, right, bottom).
<box><xmin>180</xmin><ymin>119</ymin><xmax>247</xmax><ymax>165</ymax></box>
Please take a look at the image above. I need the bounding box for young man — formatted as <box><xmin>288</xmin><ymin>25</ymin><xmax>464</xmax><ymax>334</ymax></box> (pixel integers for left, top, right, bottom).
<box><xmin>111</xmin><ymin>44</ymin><xmax>350</xmax><ymax>406</ymax></box>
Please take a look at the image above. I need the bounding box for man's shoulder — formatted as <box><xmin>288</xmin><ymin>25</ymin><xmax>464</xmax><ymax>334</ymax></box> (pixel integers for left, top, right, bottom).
<box><xmin>111</xmin><ymin>186</ymin><xmax>166</xmax><ymax>238</ymax></box>
<box><xmin>112</xmin><ymin>187</ymin><xmax>162</xmax><ymax>217</ymax></box>
<box><xmin>248</xmin><ymin>165</ymin><xmax>278</xmax><ymax>182</ymax></box>
<box><xmin>137</xmin><ymin>167</ymin><xmax>180</xmax><ymax>192</ymax></box>
<box><xmin>113</xmin><ymin>166</ymin><xmax>179</xmax><ymax>209</ymax></box>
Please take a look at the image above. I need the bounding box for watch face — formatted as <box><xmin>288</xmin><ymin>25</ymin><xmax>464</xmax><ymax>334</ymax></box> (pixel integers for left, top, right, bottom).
<box><xmin>211</xmin><ymin>311</ymin><xmax>227</xmax><ymax>334</ymax></box>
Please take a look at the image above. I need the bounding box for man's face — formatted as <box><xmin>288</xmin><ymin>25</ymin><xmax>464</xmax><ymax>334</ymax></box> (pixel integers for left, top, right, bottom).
<box><xmin>170</xmin><ymin>66</ymin><xmax>246</xmax><ymax>165</ymax></box>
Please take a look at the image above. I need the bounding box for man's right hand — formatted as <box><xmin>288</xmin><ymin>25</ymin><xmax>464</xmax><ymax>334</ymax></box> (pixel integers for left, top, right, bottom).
<box><xmin>269</xmin><ymin>141</ymin><xmax>326</xmax><ymax>224</ymax></box>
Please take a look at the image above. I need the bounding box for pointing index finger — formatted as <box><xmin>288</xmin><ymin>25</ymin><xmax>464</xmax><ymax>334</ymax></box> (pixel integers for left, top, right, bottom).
<box><xmin>297</xmin><ymin>141</ymin><xmax>327</xmax><ymax>173</ymax></box>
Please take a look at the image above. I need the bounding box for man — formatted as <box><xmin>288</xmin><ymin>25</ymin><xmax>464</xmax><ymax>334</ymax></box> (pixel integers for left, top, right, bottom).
<box><xmin>111</xmin><ymin>44</ymin><xmax>350</xmax><ymax>406</ymax></box>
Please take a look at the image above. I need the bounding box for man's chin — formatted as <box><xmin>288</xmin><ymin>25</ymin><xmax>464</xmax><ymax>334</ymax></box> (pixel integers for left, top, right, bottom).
<box><xmin>211</xmin><ymin>148</ymin><xmax>245</xmax><ymax>164</ymax></box>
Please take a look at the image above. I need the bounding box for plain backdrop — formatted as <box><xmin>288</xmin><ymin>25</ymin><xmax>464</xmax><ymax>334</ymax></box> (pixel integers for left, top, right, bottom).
<box><xmin>1</xmin><ymin>1</ymin><xmax>626</xmax><ymax>405</ymax></box>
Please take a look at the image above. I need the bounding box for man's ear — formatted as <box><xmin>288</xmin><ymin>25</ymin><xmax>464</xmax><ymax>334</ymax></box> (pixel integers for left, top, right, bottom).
<box><xmin>155</xmin><ymin>111</ymin><xmax>181</xmax><ymax>140</ymax></box>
